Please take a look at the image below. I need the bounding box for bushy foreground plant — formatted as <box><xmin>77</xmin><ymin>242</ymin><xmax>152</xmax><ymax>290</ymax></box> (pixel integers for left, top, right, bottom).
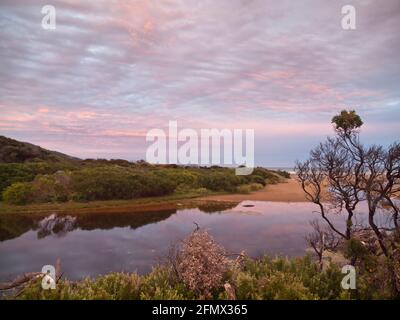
<box><xmin>171</xmin><ymin>230</ymin><xmax>231</xmax><ymax>298</ymax></box>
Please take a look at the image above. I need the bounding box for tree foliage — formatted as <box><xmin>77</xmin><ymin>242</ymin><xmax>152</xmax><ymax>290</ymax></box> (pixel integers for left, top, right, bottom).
<box><xmin>331</xmin><ymin>109</ymin><xmax>363</xmax><ymax>134</ymax></box>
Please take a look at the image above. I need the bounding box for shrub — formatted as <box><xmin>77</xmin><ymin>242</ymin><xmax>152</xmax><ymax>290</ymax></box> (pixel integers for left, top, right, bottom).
<box><xmin>249</xmin><ymin>175</ymin><xmax>267</xmax><ymax>186</ymax></box>
<box><xmin>193</xmin><ymin>187</ymin><xmax>209</xmax><ymax>195</ymax></box>
<box><xmin>138</xmin><ymin>172</ymin><xmax>176</xmax><ymax>197</ymax></box>
<box><xmin>174</xmin><ymin>185</ymin><xmax>209</xmax><ymax>196</ymax></box>
<box><xmin>2</xmin><ymin>182</ymin><xmax>34</xmax><ymax>205</ymax></box>
<box><xmin>71</xmin><ymin>167</ymin><xmax>137</xmax><ymax>201</ymax></box>
<box><xmin>0</xmin><ymin>162</ymin><xmax>78</xmax><ymax>201</ymax></box>
<box><xmin>140</xmin><ymin>266</ymin><xmax>189</xmax><ymax>300</ymax></box>
<box><xmin>173</xmin><ymin>230</ymin><xmax>230</xmax><ymax>298</ymax></box>
<box><xmin>15</xmin><ymin>273</ymin><xmax>143</xmax><ymax>300</ymax></box>
<box><xmin>31</xmin><ymin>172</ymin><xmax>71</xmax><ymax>203</ymax></box>
<box><xmin>0</xmin><ymin>164</ymin><xmax>35</xmax><ymax>198</ymax></box>
<box><xmin>198</xmin><ymin>171</ymin><xmax>241</xmax><ymax>192</ymax></box>
<box><xmin>236</xmin><ymin>183</ymin><xmax>263</xmax><ymax>194</ymax></box>
<box><xmin>249</xmin><ymin>183</ymin><xmax>264</xmax><ymax>191</ymax></box>
<box><xmin>250</xmin><ymin>168</ymin><xmax>282</xmax><ymax>184</ymax></box>
<box><xmin>236</xmin><ymin>185</ymin><xmax>251</xmax><ymax>194</ymax></box>
<box><xmin>69</xmin><ymin>167</ymin><xmax>178</xmax><ymax>201</ymax></box>
<box><xmin>159</xmin><ymin>169</ymin><xmax>199</xmax><ymax>189</ymax></box>
<box><xmin>276</xmin><ymin>170</ymin><xmax>291</xmax><ymax>179</ymax></box>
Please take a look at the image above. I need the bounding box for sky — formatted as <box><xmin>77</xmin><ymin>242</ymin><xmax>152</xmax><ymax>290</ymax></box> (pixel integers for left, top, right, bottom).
<box><xmin>0</xmin><ymin>0</ymin><xmax>399</xmax><ymax>166</ymax></box>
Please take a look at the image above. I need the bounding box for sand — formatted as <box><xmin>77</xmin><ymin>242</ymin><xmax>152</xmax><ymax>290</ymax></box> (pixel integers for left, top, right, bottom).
<box><xmin>201</xmin><ymin>175</ymin><xmax>309</xmax><ymax>202</ymax></box>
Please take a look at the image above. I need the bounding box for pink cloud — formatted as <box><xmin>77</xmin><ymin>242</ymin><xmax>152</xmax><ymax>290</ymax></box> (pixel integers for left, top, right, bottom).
<box><xmin>38</xmin><ymin>107</ymin><xmax>50</xmax><ymax>113</ymax></box>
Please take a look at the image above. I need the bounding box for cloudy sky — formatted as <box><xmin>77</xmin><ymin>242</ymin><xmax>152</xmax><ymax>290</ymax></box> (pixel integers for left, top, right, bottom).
<box><xmin>0</xmin><ymin>0</ymin><xmax>399</xmax><ymax>166</ymax></box>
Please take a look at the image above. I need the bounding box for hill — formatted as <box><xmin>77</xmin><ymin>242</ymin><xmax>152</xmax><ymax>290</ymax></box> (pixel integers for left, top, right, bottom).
<box><xmin>0</xmin><ymin>136</ymin><xmax>80</xmax><ymax>163</ymax></box>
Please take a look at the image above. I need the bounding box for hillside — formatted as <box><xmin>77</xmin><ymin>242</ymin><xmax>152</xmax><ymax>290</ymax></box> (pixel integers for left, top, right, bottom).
<box><xmin>0</xmin><ymin>136</ymin><xmax>80</xmax><ymax>163</ymax></box>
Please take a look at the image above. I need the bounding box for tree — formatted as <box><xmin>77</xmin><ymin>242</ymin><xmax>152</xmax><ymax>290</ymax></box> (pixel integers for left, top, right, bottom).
<box><xmin>331</xmin><ymin>109</ymin><xmax>363</xmax><ymax>135</ymax></box>
<box><xmin>296</xmin><ymin>110</ymin><xmax>400</xmax><ymax>294</ymax></box>
<box><xmin>305</xmin><ymin>219</ymin><xmax>340</xmax><ymax>270</ymax></box>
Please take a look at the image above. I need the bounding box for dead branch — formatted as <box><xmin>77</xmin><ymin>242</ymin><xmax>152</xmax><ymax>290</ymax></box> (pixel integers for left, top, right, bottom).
<box><xmin>0</xmin><ymin>258</ymin><xmax>62</xmax><ymax>293</ymax></box>
<box><xmin>0</xmin><ymin>272</ymin><xmax>43</xmax><ymax>291</ymax></box>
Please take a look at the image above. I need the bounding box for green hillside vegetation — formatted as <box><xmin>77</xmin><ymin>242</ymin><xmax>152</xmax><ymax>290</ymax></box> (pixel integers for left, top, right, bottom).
<box><xmin>0</xmin><ymin>136</ymin><xmax>286</xmax><ymax>205</ymax></box>
<box><xmin>1</xmin><ymin>164</ymin><xmax>285</xmax><ymax>205</ymax></box>
<box><xmin>0</xmin><ymin>136</ymin><xmax>80</xmax><ymax>163</ymax></box>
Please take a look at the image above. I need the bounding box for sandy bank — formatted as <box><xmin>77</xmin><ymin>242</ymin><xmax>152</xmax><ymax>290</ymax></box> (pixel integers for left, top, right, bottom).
<box><xmin>201</xmin><ymin>175</ymin><xmax>309</xmax><ymax>202</ymax></box>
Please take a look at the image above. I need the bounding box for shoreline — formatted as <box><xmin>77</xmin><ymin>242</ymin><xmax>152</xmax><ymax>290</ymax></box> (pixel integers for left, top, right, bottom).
<box><xmin>0</xmin><ymin>192</ymin><xmax>238</xmax><ymax>216</ymax></box>
<box><xmin>0</xmin><ymin>176</ymin><xmax>306</xmax><ymax>215</ymax></box>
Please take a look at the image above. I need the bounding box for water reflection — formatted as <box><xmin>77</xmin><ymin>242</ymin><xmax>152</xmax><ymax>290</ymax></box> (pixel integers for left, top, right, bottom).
<box><xmin>0</xmin><ymin>200</ymin><xmax>392</xmax><ymax>282</ymax></box>
<box><xmin>0</xmin><ymin>202</ymin><xmax>239</xmax><ymax>242</ymax></box>
<box><xmin>0</xmin><ymin>209</ymin><xmax>178</xmax><ymax>241</ymax></box>
<box><xmin>37</xmin><ymin>214</ymin><xmax>77</xmax><ymax>239</ymax></box>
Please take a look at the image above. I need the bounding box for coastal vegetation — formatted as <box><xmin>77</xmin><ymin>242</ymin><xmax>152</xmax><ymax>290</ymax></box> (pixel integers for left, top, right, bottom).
<box><xmin>0</xmin><ymin>136</ymin><xmax>287</xmax><ymax>206</ymax></box>
<box><xmin>0</xmin><ymin>165</ymin><xmax>285</xmax><ymax>205</ymax></box>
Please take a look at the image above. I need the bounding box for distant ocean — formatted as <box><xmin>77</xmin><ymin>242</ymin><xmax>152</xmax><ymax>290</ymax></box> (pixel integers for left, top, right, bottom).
<box><xmin>266</xmin><ymin>167</ymin><xmax>296</xmax><ymax>174</ymax></box>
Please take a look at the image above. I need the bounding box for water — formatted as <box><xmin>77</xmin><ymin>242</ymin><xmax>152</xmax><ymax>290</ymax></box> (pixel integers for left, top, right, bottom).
<box><xmin>266</xmin><ymin>167</ymin><xmax>296</xmax><ymax>174</ymax></box>
<box><xmin>0</xmin><ymin>200</ymin><xmax>385</xmax><ymax>282</ymax></box>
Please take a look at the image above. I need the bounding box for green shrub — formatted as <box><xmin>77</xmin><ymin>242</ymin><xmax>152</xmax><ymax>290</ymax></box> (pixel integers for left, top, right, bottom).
<box><xmin>174</xmin><ymin>185</ymin><xmax>209</xmax><ymax>196</ymax></box>
<box><xmin>231</xmin><ymin>256</ymin><xmax>347</xmax><ymax>300</ymax></box>
<box><xmin>70</xmin><ymin>167</ymin><xmax>176</xmax><ymax>201</ymax></box>
<box><xmin>139</xmin><ymin>172</ymin><xmax>176</xmax><ymax>197</ymax></box>
<box><xmin>198</xmin><ymin>171</ymin><xmax>241</xmax><ymax>192</ymax></box>
<box><xmin>236</xmin><ymin>183</ymin><xmax>263</xmax><ymax>194</ymax></box>
<box><xmin>249</xmin><ymin>168</ymin><xmax>283</xmax><ymax>184</ymax></box>
<box><xmin>31</xmin><ymin>172</ymin><xmax>71</xmax><ymax>203</ymax></box>
<box><xmin>249</xmin><ymin>183</ymin><xmax>264</xmax><ymax>191</ymax></box>
<box><xmin>276</xmin><ymin>170</ymin><xmax>291</xmax><ymax>179</ymax></box>
<box><xmin>2</xmin><ymin>182</ymin><xmax>34</xmax><ymax>205</ymax></box>
<box><xmin>159</xmin><ymin>169</ymin><xmax>199</xmax><ymax>189</ymax></box>
<box><xmin>194</xmin><ymin>187</ymin><xmax>209</xmax><ymax>195</ymax></box>
<box><xmin>236</xmin><ymin>185</ymin><xmax>251</xmax><ymax>194</ymax></box>
<box><xmin>15</xmin><ymin>273</ymin><xmax>143</xmax><ymax>300</ymax></box>
<box><xmin>0</xmin><ymin>164</ymin><xmax>35</xmax><ymax>198</ymax></box>
<box><xmin>140</xmin><ymin>266</ymin><xmax>190</xmax><ymax>300</ymax></box>
<box><xmin>0</xmin><ymin>162</ymin><xmax>77</xmax><ymax>199</ymax></box>
<box><xmin>248</xmin><ymin>175</ymin><xmax>266</xmax><ymax>186</ymax></box>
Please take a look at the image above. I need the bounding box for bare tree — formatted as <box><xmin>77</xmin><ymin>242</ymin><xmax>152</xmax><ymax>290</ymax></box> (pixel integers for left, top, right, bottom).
<box><xmin>306</xmin><ymin>219</ymin><xmax>340</xmax><ymax>270</ymax></box>
<box><xmin>296</xmin><ymin>137</ymin><xmax>362</xmax><ymax>241</ymax></box>
<box><xmin>296</xmin><ymin>110</ymin><xmax>400</xmax><ymax>293</ymax></box>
